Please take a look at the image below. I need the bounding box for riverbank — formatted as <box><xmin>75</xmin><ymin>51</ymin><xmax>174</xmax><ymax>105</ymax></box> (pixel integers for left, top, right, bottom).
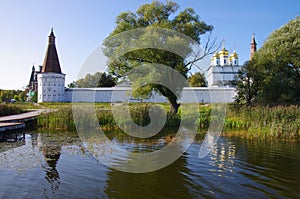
<box><xmin>224</xmin><ymin>105</ymin><xmax>300</xmax><ymax>140</ymax></box>
<box><xmin>36</xmin><ymin>103</ymin><xmax>300</xmax><ymax>140</ymax></box>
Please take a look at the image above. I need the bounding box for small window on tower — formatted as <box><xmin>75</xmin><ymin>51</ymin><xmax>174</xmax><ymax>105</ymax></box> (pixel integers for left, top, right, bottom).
<box><xmin>224</xmin><ymin>60</ymin><xmax>227</xmax><ymax>64</ymax></box>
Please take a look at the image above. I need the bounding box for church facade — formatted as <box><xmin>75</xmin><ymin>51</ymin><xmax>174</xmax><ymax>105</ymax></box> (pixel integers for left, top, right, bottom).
<box><xmin>206</xmin><ymin>47</ymin><xmax>240</xmax><ymax>87</ymax></box>
<box><xmin>28</xmin><ymin>30</ymin><xmax>257</xmax><ymax>103</ymax></box>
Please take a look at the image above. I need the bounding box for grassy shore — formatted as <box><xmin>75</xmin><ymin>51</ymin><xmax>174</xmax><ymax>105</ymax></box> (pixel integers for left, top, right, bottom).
<box><xmin>0</xmin><ymin>104</ymin><xmax>24</xmax><ymax>116</ymax></box>
<box><xmin>36</xmin><ymin>103</ymin><xmax>300</xmax><ymax>140</ymax></box>
<box><xmin>223</xmin><ymin>105</ymin><xmax>300</xmax><ymax>140</ymax></box>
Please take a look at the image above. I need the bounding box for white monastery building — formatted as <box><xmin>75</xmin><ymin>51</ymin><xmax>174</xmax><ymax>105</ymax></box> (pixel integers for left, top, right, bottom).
<box><xmin>29</xmin><ymin>30</ymin><xmax>257</xmax><ymax>104</ymax></box>
<box><xmin>206</xmin><ymin>35</ymin><xmax>257</xmax><ymax>87</ymax></box>
<box><xmin>206</xmin><ymin>47</ymin><xmax>240</xmax><ymax>87</ymax></box>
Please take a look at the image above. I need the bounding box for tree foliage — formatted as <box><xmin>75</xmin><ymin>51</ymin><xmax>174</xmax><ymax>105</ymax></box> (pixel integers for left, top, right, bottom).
<box><xmin>103</xmin><ymin>1</ymin><xmax>215</xmax><ymax>113</ymax></box>
<box><xmin>68</xmin><ymin>72</ymin><xmax>116</xmax><ymax>88</ymax></box>
<box><xmin>188</xmin><ymin>72</ymin><xmax>207</xmax><ymax>87</ymax></box>
<box><xmin>236</xmin><ymin>16</ymin><xmax>300</xmax><ymax>104</ymax></box>
<box><xmin>0</xmin><ymin>89</ymin><xmax>26</xmax><ymax>102</ymax></box>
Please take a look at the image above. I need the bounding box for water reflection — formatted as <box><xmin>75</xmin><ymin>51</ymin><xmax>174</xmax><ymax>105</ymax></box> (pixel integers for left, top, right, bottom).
<box><xmin>38</xmin><ymin>134</ymin><xmax>62</xmax><ymax>191</ymax></box>
<box><xmin>0</xmin><ymin>131</ymin><xmax>25</xmax><ymax>143</ymax></box>
<box><xmin>104</xmin><ymin>153</ymin><xmax>194</xmax><ymax>199</ymax></box>
<box><xmin>208</xmin><ymin>140</ymin><xmax>236</xmax><ymax>174</ymax></box>
<box><xmin>0</xmin><ymin>133</ymin><xmax>43</xmax><ymax>172</ymax></box>
<box><xmin>36</xmin><ymin>131</ymin><xmax>83</xmax><ymax>193</ymax></box>
<box><xmin>233</xmin><ymin>138</ymin><xmax>300</xmax><ymax>198</ymax></box>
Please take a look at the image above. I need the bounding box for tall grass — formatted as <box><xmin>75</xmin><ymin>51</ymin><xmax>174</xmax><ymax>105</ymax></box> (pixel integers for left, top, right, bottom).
<box><xmin>224</xmin><ymin>105</ymin><xmax>300</xmax><ymax>139</ymax></box>
<box><xmin>38</xmin><ymin>107</ymin><xmax>75</xmax><ymax>131</ymax></box>
<box><xmin>36</xmin><ymin>103</ymin><xmax>300</xmax><ymax>140</ymax></box>
<box><xmin>37</xmin><ymin>103</ymin><xmax>180</xmax><ymax>131</ymax></box>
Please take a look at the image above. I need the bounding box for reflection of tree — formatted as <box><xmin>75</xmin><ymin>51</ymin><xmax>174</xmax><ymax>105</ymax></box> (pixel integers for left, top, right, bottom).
<box><xmin>104</xmin><ymin>149</ymin><xmax>197</xmax><ymax>198</ymax></box>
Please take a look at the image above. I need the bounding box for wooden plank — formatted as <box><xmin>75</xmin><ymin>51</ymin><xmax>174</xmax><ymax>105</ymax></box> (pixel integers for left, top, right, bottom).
<box><xmin>0</xmin><ymin>109</ymin><xmax>45</xmax><ymax>123</ymax></box>
<box><xmin>0</xmin><ymin>122</ymin><xmax>25</xmax><ymax>132</ymax></box>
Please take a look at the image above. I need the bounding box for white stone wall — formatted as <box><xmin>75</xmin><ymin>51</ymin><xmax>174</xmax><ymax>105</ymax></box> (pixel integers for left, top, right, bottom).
<box><xmin>65</xmin><ymin>87</ymin><xmax>236</xmax><ymax>103</ymax></box>
<box><xmin>37</xmin><ymin>73</ymin><xmax>65</xmax><ymax>103</ymax></box>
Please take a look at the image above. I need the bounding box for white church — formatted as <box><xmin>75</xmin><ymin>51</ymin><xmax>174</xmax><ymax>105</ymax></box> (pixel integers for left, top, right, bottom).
<box><xmin>27</xmin><ymin>30</ymin><xmax>257</xmax><ymax>104</ymax></box>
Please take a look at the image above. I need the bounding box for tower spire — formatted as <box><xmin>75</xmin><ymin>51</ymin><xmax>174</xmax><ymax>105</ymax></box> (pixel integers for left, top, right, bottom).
<box><xmin>49</xmin><ymin>28</ymin><xmax>55</xmax><ymax>44</ymax></box>
<box><xmin>41</xmin><ymin>29</ymin><xmax>62</xmax><ymax>73</ymax></box>
<box><xmin>250</xmin><ymin>33</ymin><xmax>257</xmax><ymax>60</ymax></box>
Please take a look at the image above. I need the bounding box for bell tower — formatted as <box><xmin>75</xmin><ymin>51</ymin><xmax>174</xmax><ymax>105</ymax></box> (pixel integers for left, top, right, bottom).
<box><xmin>250</xmin><ymin>33</ymin><xmax>257</xmax><ymax>60</ymax></box>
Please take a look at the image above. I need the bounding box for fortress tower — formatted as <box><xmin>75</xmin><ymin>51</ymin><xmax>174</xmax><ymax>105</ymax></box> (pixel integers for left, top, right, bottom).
<box><xmin>37</xmin><ymin>29</ymin><xmax>65</xmax><ymax>102</ymax></box>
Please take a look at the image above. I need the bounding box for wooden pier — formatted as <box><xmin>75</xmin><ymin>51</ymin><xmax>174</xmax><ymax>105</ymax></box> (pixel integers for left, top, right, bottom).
<box><xmin>0</xmin><ymin>109</ymin><xmax>47</xmax><ymax>132</ymax></box>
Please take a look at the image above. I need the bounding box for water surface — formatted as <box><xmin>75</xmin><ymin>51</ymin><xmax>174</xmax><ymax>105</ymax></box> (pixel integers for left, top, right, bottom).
<box><xmin>0</xmin><ymin>131</ymin><xmax>300</xmax><ymax>198</ymax></box>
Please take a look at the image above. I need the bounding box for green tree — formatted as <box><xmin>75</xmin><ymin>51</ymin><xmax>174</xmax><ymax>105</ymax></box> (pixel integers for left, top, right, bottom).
<box><xmin>235</xmin><ymin>61</ymin><xmax>263</xmax><ymax>104</ymax></box>
<box><xmin>236</xmin><ymin>16</ymin><xmax>300</xmax><ymax>104</ymax></box>
<box><xmin>13</xmin><ymin>95</ymin><xmax>20</xmax><ymax>102</ymax></box>
<box><xmin>103</xmin><ymin>1</ymin><xmax>215</xmax><ymax>113</ymax></box>
<box><xmin>0</xmin><ymin>90</ymin><xmax>17</xmax><ymax>102</ymax></box>
<box><xmin>18</xmin><ymin>91</ymin><xmax>27</xmax><ymax>102</ymax></box>
<box><xmin>68</xmin><ymin>72</ymin><xmax>116</xmax><ymax>88</ymax></box>
<box><xmin>188</xmin><ymin>72</ymin><xmax>207</xmax><ymax>87</ymax></box>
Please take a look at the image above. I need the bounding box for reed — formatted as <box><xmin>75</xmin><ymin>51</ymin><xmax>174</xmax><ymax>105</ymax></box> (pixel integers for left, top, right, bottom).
<box><xmin>36</xmin><ymin>103</ymin><xmax>300</xmax><ymax>140</ymax></box>
<box><xmin>225</xmin><ymin>105</ymin><xmax>300</xmax><ymax>139</ymax></box>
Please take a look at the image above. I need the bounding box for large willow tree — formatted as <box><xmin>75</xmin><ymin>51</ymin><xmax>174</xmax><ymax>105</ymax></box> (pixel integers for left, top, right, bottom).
<box><xmin>103</xmin><ymin>1</ymin><xmax>215</xmax><ymax>113</ymax></box>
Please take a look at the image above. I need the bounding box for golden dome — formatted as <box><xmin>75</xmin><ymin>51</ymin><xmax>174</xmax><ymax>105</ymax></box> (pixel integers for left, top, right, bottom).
<box><xmin>229</xmin><ymin>50</ymin><xmax>238</xmax><ymax>59</ymax></box>
<box><xmin>213</xmin><ymin>52</ymin><xmax>220</xmax><ymax>58</ymax></box>
<box><xmin>219</xmin><ymin>47</ymin><xmax>229</xmax><ymax>56</ymax></box>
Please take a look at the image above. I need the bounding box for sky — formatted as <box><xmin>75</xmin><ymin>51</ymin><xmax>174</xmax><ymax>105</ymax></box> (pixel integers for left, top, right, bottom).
<box><xmin>0</xmin><ymin>0</ymin><xmax>299</xmax><ymax>90</ymax></box>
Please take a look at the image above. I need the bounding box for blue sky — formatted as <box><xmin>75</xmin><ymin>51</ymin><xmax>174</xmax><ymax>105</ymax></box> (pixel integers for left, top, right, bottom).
<box><xmin>0</xmin><ymin>0</ymin><xmax>299</xmax><ymax>90</ymax></box>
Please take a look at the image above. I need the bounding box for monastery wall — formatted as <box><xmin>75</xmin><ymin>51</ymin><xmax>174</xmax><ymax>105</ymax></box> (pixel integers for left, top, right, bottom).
<box><xmin>65</xmin><ymin>87</ymin><xmax>236</xmax><ymax>103</ymax></box>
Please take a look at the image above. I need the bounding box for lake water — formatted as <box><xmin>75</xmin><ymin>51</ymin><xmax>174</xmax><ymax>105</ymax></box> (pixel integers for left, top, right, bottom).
<box><xmin>0</xmin><ymin>130</ymin><xmax>300</xmax><ymax>199</ymax></box>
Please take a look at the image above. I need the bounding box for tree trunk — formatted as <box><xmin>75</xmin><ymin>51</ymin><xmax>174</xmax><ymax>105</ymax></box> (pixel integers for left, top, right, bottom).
<box><xmin>168</xmin><ymin>96</ymin><xmax>180</xmax><ymax>114</ymax></box>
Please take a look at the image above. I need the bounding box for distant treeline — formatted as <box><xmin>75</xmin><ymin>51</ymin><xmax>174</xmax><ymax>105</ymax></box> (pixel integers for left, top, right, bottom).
<box><xmin>0</xmin><ymin>89</ymin><xmax>27</xmax><ymax>102</ymax></box>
